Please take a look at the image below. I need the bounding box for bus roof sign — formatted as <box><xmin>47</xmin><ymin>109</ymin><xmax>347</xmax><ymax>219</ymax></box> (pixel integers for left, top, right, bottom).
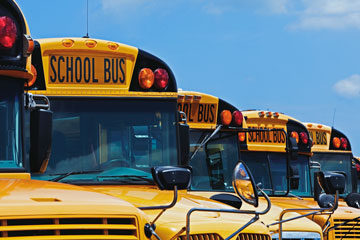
<box><xmin>48</xmin><ymin>54</ymin><xmax>126</xmax><ymax>87</ymax></box>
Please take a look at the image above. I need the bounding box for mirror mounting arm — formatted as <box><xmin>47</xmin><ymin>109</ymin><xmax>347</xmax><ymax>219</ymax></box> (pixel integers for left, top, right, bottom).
<box><xmin>269</xmin><ymin>191</ymin><xmax>339</xmax><ymax>240</ymax></box>
<box><xmin>139</xmin><ymin>186</ymin><xmax>178</xmax><ymax>226</ymax></box>
<box><xmin>185</xmin><ymin>188</ymin><xmax>271</xmax><ymax>240</ymax></box>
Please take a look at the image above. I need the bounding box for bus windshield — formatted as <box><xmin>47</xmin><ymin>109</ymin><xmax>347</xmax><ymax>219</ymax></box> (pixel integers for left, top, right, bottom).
<box><xmin>33</xmin><ymin>98</ymin><xmax>178</xmax><ymax>184</ymax></box>
<box><xmin>0</xmin><ymin>78</ymin><xmax>23</xmax><ymax>169</ymax></box>
<box><xmin>190</xmin><ymin>131</ymin><xmax>239</xmax><ymax>191</ymax></box>
<box><xmin>311</xmin><ymin>153</ymin><xmax>353</xmax><ymax>196</ymax></box>
<box><xmin>241</xmin><ymin>152</ymin><xmax>312</xmax><ymax>197</ymax></box>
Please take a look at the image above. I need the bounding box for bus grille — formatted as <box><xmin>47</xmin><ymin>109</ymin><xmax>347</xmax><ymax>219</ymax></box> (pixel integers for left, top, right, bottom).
<box><xmin>334</xmin><ymin>218</ymin><xmax>360</xmax><ymax>239</ymax></box>
<box><xmin>238</xmin><ymin>233</ymin><xmax>271</xmax><ymax>240</ymax></box>
<box><xmin>178</xmin><ymin>234</ymin><xmax>223</xmax><ymax>240</ymax></box>
<box><xmin>0</xmin><ymin>217</ymin><xmax>138</xmax><ymax>239</ymax></box>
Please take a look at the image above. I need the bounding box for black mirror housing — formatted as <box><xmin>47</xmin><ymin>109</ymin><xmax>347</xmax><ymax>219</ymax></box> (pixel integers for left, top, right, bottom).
<box><xmin>319</xmin><ymin>171</ymin><xmax>346</xmax><ymax>194</ymax></box>
<box><xmin>288</xmin><ymin>137</ymin><xmax>298</xmax><ymax>160</ymax></box>
<box><xmin>210</xmin><ymin>193</ymin><xmax>242</xmax><ymax>209</ymax></box>
<box><xmin>152</xmin><ymin>166</ymin><xmax>191</xmax><ymax>190</ymax></box>
<box><xmin>30</xmin><ymin>109</ymin><xmax>52</xmax><ymax>173</ymax></box>
<box><xmin>178</xmin><ymin>122</ymin><xmax>190</xmax><ymax>165</ymax></box>
<box><xmin>289</xmin><ymin>164</ymin><xmax>300</xmax><ymax>190</ymax></box>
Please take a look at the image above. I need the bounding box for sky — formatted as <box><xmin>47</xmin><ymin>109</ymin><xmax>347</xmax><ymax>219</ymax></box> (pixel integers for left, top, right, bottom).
<box><xmin>17</xmin><ymin>0</ymin><xmax>360</xmax><ymax>156</ymax></box>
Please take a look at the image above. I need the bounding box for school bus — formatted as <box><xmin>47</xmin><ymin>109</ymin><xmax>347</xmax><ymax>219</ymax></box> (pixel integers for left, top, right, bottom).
<box><xmin>27</xmin><ymin>37</ymin><xmax>272</xmax><ymax>239</ymax></box>
<box><xmin>0</xmin><ymin>1</ymin><xmax>159</xmax><ymax>239</ymax></box>
<box><xmin>305</xmin><ymin>123</ymin><xmax>360</xmax><ymax>205</ymax></box>
<box><xmin>178</xmin><ymin>90</ymin><xmax>325</xmax><ymax>240</ymax></box>
<box><xmin>241</xmin><ymin>111</ymin><xmax>360</xmax><ymax>240</ymax></box>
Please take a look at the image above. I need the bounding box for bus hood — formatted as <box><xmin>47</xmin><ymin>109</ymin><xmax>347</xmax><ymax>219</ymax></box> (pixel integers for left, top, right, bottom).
<box><xmin>191</xmin><ymin>191</ymin><xmax>323</xmax><ymax>234</ymax></box>
<box><xmin>85</xmin><ymin>185</ymin><xmax>271</xmax><ymax>236</ymax></box>
<box><xmin>0</xmin><ymin>178</ymin><xmax>146</xmax><ymax>217</ymax></box>
<box><xmin>270</xmin><ymin>197</ymin><xmax>360</xmax><ymax>226</ymax></box>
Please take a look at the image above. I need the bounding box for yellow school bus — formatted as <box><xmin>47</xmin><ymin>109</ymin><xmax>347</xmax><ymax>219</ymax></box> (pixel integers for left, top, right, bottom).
<box><xmin>0</xmin><ymin>1</ymin><xmax>159</xmax><ymax>239</ymax></box>
<box><xmin>241</xmin><ymin>111</ymin><xmax>360</xmax><ymax>240</ymax></box>
<box><xmin>178</xmin><ymin>90</ymin><xmax>324</xmax><ymax>240</ymax></box>
<box><xmin>305</xmin><ymin>123</ymin><xmax>360</xmax><ymax>213</ymax></box>
<box><xmin>27</xmin><ymin>37</ymin><xmax>272</xmax><ymax>239</ymax></box>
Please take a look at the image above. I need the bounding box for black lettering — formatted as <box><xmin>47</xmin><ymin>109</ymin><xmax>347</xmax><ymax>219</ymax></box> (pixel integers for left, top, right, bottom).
<box><xmin>281</xmin><ymin>131</ymin><xmax>286</xmax><ymax>143</ymax></box>
<box><xmin>92</xmin><ymin>58</ymin><xmax>98</xmax><ymax>83</ymax></box>
<box><xmin>209</xmin><ymin>104</ymin><xmax>215</xmax><ymax>122</ymax></box>
<box><xmin>248</xmin><ymin>131</ymin><xmax>254</xmax><ymax>142</ymax></box>
<box><xmin>323</xmin><ymin>133</ymin><xmax>327</xmax><ymax>145</ymax></box>
<box><xmin>203</xmin><ymin>104</ymin><xmax>209</xmax><ymax>123</ymax></box>
<box><xmin>112</xmin><ymin>58</ymin><xmax>118</xmax><ymax>83</ymax></box>
<box><xmin>66</xmin><ymin>57</ymin><xmax>73</xmax><ymax>83</ymax></box>
<box><xmin>58</xmin><ymin>56</ymin><xmax>65</xmax><ymax>82</ymax></box>
<box><xmin>183</xmin><ymin>104</ymin><xmax>190</xmax><ymax>121</ymax></box>
<box><xmin>104</xmin><ymin>58</ymin><xmax>110</xmax><ymax>83</ymax></box>
<box><xmin>119</xmin><ymin>58</ymin><xmax>125</xmax><ymax>83</ymax></box>
<box><xmin>84</xmin><ymin>58</ymin><xmax>91</xmax><ymax>83</ymax></box>
<box><xmin>50</xmin><ymin>56</ymin><xmax>57</xmax><ymax>82</ymax></box>
<box><xmin>75</xmin><ymin>57</ymin><xmax>82</xmax><ymax>83</ymax></box>
<box><xmin>198</xmin><ymin>104</ymin><xmax>204</xmax><ymax>122</ymax></box>
<box><xmin>188</xmin><ymin>104</ymin><xmax>194</xmax><ymax>122</ymax></box>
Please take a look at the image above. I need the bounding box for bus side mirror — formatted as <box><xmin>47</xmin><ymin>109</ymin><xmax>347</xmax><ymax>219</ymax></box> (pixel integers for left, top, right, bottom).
<box><xmin>29</xmin><ymin>109</ymin><xmax>52</xmax><ymax>173</ymax></box>
<box><xmin>319</xmin><ymin>171</ymin><xmax>346</xmax><ymax>195</ymax></box>
<box><xmin>288</xmin><ymin>137</ymin><xmax>298</xmax><ymax>160</ymax></box>
<box><xmin>289</xmin><ymin>164</ymin><xmax>300</xmax><ymax>190</ymax></box>
<box><xmin>152</xmin><ymin>166</ymin><xmax>191</xmax><ymax>190</ymax></box>
<box><xmin>314</xmin><ymin>171</ymin><xmax>345</xmax><ymax>209</ymax></box>
<box><xmin>232</xmin><ymin>161</ymin><xmax>259</xmax><ymax>207</ymax></box>
<box><xmin>178</xmin><ymin>111</ymin><xmax>190</xmax><ymax>165</ymax></box>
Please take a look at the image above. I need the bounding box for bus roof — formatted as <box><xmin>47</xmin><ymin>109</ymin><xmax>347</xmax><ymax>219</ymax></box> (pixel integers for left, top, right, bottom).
<box><xmin>178</xmin><ymin>90</ymin><xmax>243</xmax><ymax>129</ymax></box>
<box><xmin>27</xmin><ymin>37</ymin><xmax>177</xmax><ymax>97</ymax></box>
<box><xmin>304</xmin><ymin>122</ymin><xmax>352</xmax><ymax>152</ymax></box>
<box><xmin>243</xmin><ymin>110</ymin><xmax>311</xmax><ymax>154</ymax></box>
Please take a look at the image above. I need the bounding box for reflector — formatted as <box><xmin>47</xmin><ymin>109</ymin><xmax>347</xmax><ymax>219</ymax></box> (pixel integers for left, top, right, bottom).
<box><xmin>0</xmin><ymin>16</ymin><xmax>17</xmax><ymax>49</ymax></box>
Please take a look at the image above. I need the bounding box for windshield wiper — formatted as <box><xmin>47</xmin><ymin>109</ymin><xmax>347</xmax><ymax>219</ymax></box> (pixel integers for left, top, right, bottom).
<box><xmin>190</xmin><ymin>125</ymin><xmax>222</xmax><ymax>160</ymax></box>
<box><xmin>49</xmin><ymin>170</ymin><xmax>103</xmax><ymax>182</ymax></box>
<box><xmin>287</xmin><ymin>192</ymin><xmax>303</xmax><ymax>200</ymax></box>
<box><xmin>96</xmin><ymin>175</ymin><xmax>154</xmax><ymax>184</ymax></box>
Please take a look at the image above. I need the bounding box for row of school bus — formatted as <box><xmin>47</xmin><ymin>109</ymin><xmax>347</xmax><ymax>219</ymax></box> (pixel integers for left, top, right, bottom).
<box><xmin>0</xmin><ymin>1</ymin><xmax>359</xmax><ymax>239</ymax></box>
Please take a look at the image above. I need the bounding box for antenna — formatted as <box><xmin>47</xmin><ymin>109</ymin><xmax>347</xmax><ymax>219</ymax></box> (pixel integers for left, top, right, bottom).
<box><xmin>83</xmin><ymin>0</ymin><xmax>89</xmax><ymax>38</ymax></box>
<box><xmin>332</xmin><ymin>108</ymin><xmax>336</xmax><ymax>127</ymax></box>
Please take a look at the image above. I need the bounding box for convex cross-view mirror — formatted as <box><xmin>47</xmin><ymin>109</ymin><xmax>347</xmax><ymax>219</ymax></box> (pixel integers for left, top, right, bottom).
<box><xmin>232</xmin><ymin>161</ymin><xmax>259</xmax><ymax>207</ymax></box>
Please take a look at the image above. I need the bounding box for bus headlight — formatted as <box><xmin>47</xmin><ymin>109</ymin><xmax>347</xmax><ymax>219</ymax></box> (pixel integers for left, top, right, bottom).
<box><xmin>271</xmin><ymin>231</ymin><xmax>321</xmax><ymax>240</ymax></box>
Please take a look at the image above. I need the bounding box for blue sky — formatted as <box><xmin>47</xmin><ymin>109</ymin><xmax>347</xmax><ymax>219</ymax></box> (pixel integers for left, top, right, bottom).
<box><xmin>18</xmin><ymin>0</ymin><xmax>360</xmax><ymax>156</ymax></box>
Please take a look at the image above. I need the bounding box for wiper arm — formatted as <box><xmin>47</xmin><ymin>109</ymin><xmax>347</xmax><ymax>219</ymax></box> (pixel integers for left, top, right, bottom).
<box><xmin>49</xmin><ymin>170</ymin><xmax>103</xmax><ymax>182</ymax></box>
<box><xmin>96</xmin><ymin>175</ymin><xmax>154</xmax><ymax>184</ymax></box>
<box><xmin>287</xmin><ymin>192</ymin><xmax>303</xmax><ymax>200</ymax></box>
<box><xmin>190</xmin><ymin>125</ymin><xmax>222</xmax><ymax>161</ymax></box>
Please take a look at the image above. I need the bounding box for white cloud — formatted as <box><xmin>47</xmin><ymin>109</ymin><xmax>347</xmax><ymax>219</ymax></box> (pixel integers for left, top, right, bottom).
<box><xmin>264</xmin><ymin>0</ymin><xmax>360</xmax><ymax>30</ymax></box>
<box><xmin>264</xmin><ymin>0</ymin><xmax>291</xmax><ymax>14</ymax></box>
<box><xmin>333</xmin><ymin>74</ymin><xmax>360</xmax><ymax>98</ymax></box>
